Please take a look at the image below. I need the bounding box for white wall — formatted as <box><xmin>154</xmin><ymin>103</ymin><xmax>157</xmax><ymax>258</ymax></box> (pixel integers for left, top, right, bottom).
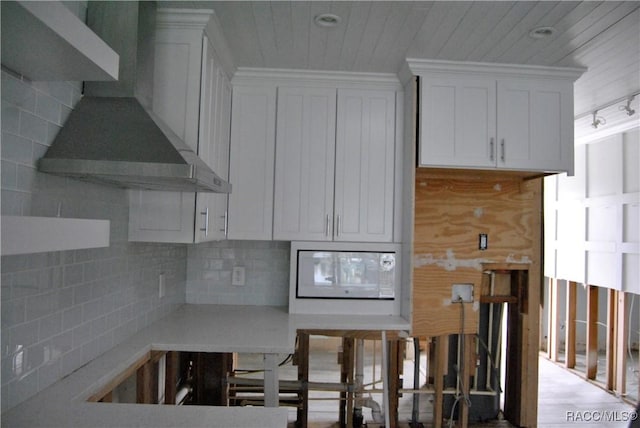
<box><xmin>545</xmin><ymin>128</ymin><xmax>640</xmax><ymax>294</ymax></box>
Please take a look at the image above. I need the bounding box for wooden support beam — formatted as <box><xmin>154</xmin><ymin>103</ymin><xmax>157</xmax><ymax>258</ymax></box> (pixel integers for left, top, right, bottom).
<box><xmin>606</xmin><ymin>289</ymin><xmax>617</xmax><ymax>391</ymax></box>
<box><xmin>339</xmin><ymin>337</ymin><xmax>354</xmax><ymax>428</ymax></box>
<box><xmin>586</xmin><ymin>285</ymin><xmax>599</xmax><ymax>380</ymax></box>
<box><xmin>388</xmin><ymin>340</ymin><xmax>402</xmax><ymax>428</ymax></box>
<box><xmin>566</xmin><ymin>281</ymin><xmax>577</xmax><ymax>369</ymax></box>
<box><xmin>164</xmin><ymin>351</ymin><xmax>178</xmax><ymax>405</ymax></box>
<box><xmin>296</xmin><ymin>332</ymin><xmax>309</xmax><ymax>428</ymax></box>
<box><xmin>615</xmin><ymin>292</ymin><xmax>628</xmax><ymax>397</ymax></box>
<box><xmin>548</xmin><ymin>278</ymin><xmax>558</xmax><ymax>361</ymax></box>
<box><xmin>433</xmin><ymin>335</ymin><xmax>447</xmax><ymax>428</ymax></box>
<box><xmin>136</xmin><ymin>358</ymin><xmax>158</xmax><ymax>404</ymax></box>
<box><xmin>459</xmin><ymin>334</ymin><xmax>474</xmax><ymax>428</ymax></box>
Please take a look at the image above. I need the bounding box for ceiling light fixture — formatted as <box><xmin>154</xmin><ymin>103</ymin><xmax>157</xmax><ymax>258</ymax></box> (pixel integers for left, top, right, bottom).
<box><xmin>591</xmin><ymin>111</ymin><xmax>606</xmax><ymax>129</ymax></box>
<box><xmin>528</xmin><ymin>26</ymin><xmax>556</xmax><ymax>39</ymax></box>
<box><xmin>619</xmin><ymin>95</ymin><xmax>636</xmax><ymax>116</ymax></box>
<box><xmin>314</xmin><ymin>13</ymin><xmax>341</xmax><ymax>28</ymax></box>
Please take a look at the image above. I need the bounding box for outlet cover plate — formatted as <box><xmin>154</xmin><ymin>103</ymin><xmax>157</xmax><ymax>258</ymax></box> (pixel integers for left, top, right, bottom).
<box><xmin>452</xmin><ymin>283</ymin><xmax>473</xmax><ymax>303</ymax></box>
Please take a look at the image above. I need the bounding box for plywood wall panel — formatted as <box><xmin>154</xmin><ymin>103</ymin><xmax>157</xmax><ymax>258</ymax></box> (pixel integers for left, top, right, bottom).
<box><xmin>412</xmin><ymin>168</ymin><xmax>542</xmax><ymax>337</ymax></box>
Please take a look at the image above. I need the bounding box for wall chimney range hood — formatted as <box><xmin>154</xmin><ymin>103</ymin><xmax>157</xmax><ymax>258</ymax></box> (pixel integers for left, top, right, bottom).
<box><xmin>38</xmin><ymin>1</ymin><xmax>231</xmax><ymax>193</ymax></box>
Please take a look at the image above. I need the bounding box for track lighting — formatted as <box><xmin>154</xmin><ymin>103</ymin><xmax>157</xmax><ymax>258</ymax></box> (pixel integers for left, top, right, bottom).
<box><xmin>591</xmin><ymin>111</ymin><xmax>606</xmax><ymax>129</ymax></box>
<box><xmin>619</xmin><ymin>96</ymin><xmax>636</xmax><ymax>116</ymax></box>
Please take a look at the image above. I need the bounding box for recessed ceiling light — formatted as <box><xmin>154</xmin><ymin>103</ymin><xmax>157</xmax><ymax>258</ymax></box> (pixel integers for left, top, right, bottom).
<box><xmin>314</xmin><ymin>13</ymin><xmax>341</xmax><ymax>28</ymax></box>
<box><xmin>529</xmin><ymin>26</ymin><xmax>556</xmax><ymax>39</ymax></box>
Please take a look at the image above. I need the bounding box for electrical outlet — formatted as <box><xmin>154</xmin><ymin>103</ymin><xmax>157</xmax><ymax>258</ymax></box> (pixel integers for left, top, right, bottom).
<box><xmin>479</xmin><ymin>233</ymin><xmax>488</xmax><ymax>250</ymax></box>
<box><xmin>452</xmin><ymin>283</ymin><xmax>473</xmax><ymax>303</ymax></box>
<box><xmin>232</xmin><ymin>266</ymin><xmax>245</xmax><ymax>286</ymax></box>
<box><xmin>158</xmin><ymin>273</ymin><xmax>165</xmax><ymax>298</ymax></box>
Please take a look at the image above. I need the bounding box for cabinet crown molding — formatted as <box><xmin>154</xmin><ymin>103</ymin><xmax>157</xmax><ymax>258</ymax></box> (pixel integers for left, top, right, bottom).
<box><xmin>156</xmin><ymin>8</ymin><xmax>213</xmax><ymax>29</ymax></box>
<box><xmin>232</xmin><ymin>67</ymin><xmax>402</xmax><ymax>90</ymax></box>
<box><xmin>406</xmin><ymin>58</ymin><xmax>586</xmax><ymax>81</ymax></box>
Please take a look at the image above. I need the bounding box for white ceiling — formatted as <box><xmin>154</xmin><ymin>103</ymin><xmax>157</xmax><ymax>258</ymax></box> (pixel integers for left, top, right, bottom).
<box><xmin>164</xmin><ymin>1</ymin><xmax>639</xmax><ymax>120</ymax></box>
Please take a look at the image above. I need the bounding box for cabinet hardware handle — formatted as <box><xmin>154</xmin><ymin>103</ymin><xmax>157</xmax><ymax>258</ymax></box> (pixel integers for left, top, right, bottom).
<box><xmin>500</xmin><ymin>139</ymin><xmax>506</xmax><ymax>162</ymax></box>
<box><xmin>326</xmin><ymin>214</ymin><xmax>330</xmax><ymax>237</ymax></box>
<box><xmin>490</xmin><ymin>138</ymin><xmax>495</xmax><ymax>162</ymax></box>
<box><xmin>220</xmin><ymin>211</ymin><xmax>228</xmax><ymax>236</ymax></box>
<box><xmin>336</xmin><ymin>215</ymin><xmax>341</xmax><ymax>237</ymax></box>
<box><xmin>200</xmin><ymin>207</ymin><xmax>209</xmax><ymax>237</ymax></box>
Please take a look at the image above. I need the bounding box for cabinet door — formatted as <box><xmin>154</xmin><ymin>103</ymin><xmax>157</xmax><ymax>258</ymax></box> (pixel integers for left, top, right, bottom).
<box><xmin>497</xmin><ymin>79</ymin><xmax>573</xmax><ymax>172</ymax></box>
<box><xmin>227</xmin><ymin>85</ymin><xmax>276</xmax><ymax>240</ymax></box>
<box><xmin>195</xmin><ymin>36</ymin><xmax>230</xmax><ymax>242</ymax></box>
<box><xmin>273</xmin><ymin>87</ymin><xmax>337</xmax><ymax>241</ymax></box>
<box><xmin>129</xmin><ymin>24</ymin><xmax>203</xmax><ymax>243</ymax></box>
<box><xmin>334</xmin><ymin>89</ymin><xmax>396</xmax><ymax>242</ymax></box>
<box><xmin>419</xmin><ymin>75</ymin><xmax>496</xmax><ymax>168</ymax></box>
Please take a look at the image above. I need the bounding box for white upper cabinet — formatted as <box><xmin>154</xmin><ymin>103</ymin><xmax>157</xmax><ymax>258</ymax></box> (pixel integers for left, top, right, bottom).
<box><xmin>273</xmin><ymin>87</ymin><xmax>337</xmax><ymax>241</ymax></box>
<box><xmin>420</xmin><ymin>75</ymin><xmax>496</xmax><ymax>168</ymax></box>
<box><xmin>129</xmin><ymin>9</ymin><xmax>231</xmax><ymax>243</ymax></box>
<box><xmin>227</xmin><ymin>84</ymin><xmax>277</xmax><ymax>241</ymax></box>
<box><xmin>497</xmin><ymin>79</ymin><xmax>573</xmax><ymax>171</ymax></box>
<box><xmin>272</xmin><ymin>85</ymin><xmax>396</xmax><ymax>243</ymax></box>
<box><xmin>411</xmin><ymin>60</ymin><xmax>584</xmax><ymax>174</ymax></box>
<box><xmin>334</xmin><ymin>89</ymin><xmax>396</xmax><ymax>242</ymax></box>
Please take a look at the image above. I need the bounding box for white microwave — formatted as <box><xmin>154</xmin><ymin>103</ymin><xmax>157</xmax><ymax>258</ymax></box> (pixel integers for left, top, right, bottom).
<box><xmin>288</xmin><ymin>241</ymin><xmax>401</xmax><ymax>315</ymax></box>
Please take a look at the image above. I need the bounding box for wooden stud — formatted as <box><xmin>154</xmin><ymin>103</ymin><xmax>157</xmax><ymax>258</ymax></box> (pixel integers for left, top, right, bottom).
<box><xmin>615</xmin><ymin>292</ymin><xmax>628</xmax><ymax>397</ymax></box>
<box><xmin>433</xmin><ymin>335</ymin><xmax>447</xmax><ymax>428</ymax></box>
<box><xmin>164</xmin><ymin>351</ymin><xmax>178</xmax><ymax>405</ymax></box>
<box><xmin>388</xmin><ymin>340</ymin><xmax>402</xmax><ymax>428</ymax></box>
<box><xmin>136</xmin><ymin>358</ymin><xmax>158</xmax><ymax>404</ymax></box>
<box><xmin>606</xmin><ymin>289</ymin><xmax>617</xmax><ymax>390</ymax></box>
<box><xmin>586</xmin><ymin>285</ymin><xmax>599</xmax><ymax>380</ymax></box>
<box><xmin>339</xmin><ymin>337</ymin><xmax>354</xmax><ymax>428</ymax></box>
<box><xmin>459</xmin><ymin>334</ymin><xmax>474</xmax><ymax>428</ymax></box>
<box><xmin>100</xmin><ymin>391</ymin><xmax>112</xmax><ymax>403</ymax></box>
<box><xmin>548</xmin><ymin>278</ymin><xmax>558</xmax><ymax>361</ymax></box>
<box><xmin>566</xmin><ymin>281</ymin><xmax>577</xmax><ymax>369</ymax></box>
<box><xmin>296</xmin><ymin>332</ymin><xmax>309</xmax><ymax>428</ymax></box>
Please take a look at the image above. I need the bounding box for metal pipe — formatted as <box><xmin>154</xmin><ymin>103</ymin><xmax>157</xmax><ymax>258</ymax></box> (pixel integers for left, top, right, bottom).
<box><xmin>228</xmin><ymin>376</ymin><xmax>352</xmax><ymax>392</ymax></box>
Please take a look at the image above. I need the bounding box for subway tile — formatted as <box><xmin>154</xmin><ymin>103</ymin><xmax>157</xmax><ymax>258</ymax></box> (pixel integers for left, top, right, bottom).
<box><xmin>62</xmin><ymin>305</ymin><xmax>82</xmax><ymax>330</ymax></box>
<box><xmin>1</xmin><ymin>298</ymin><xmax>25</xmax><ymax>326</ymax></box>
<box><xmin>37</xmin><ymin>358</ymin><xmax>61</xmax><ymax>391</ymax></box>
<box><xmin>1</xmin><ymin>101</ymin><xmax>20</xmax><ymax>134</ymax></box>
<box><xmin>64</xmin><ymin>264</ymin><xmax>84</xmax><ymax>287</ymax></box>
<box><xmin>16</xmin><ymin>165</ymin><xmax>36</xmax><ymax>192</ymax></box>
<box><xmin>35</xmin><ymin>93</ymin><xmax>60</xmax><ymax>124</ymax></box>
<box><xmin>2</xmin><ymin>160</ymin><xmax>18</xmax><ymax>189</ymax></box>
<box><xmin>10</xmin><ymin>319</ymin><xmax>39</xmax><ymax>350</ymax></box>
<box><xmin>46</xmin><ymin>122</ymin><xmax>61</xmax><ymax>146</ymax></box>
<box><xmin>1</xmin><ymin>73</ymin><xmax>36</xmax><ymax>111</ymax></box>
<box><xmin>12</xmin><ymin>368</ymin><xmax>38</xmax><ymax>407</ymax></box>
<box><xmin>25</xmin><ymin>292</ymin><xmax>55</xmax><ymax>321</ymax></box>
<box><xmin>71</xmin><ymin>322</ymin><xmax>92</xmax><ymax>348</ymax></box>
<box><xmin>47</xmin><ymin>81</ymin><xmax>74</xmax><ymax>107</ymax></box>
<box><xmin>1</xmin><ymin>190</ymin><xmax>22</xmax><ymax>215</ymax></box>
<box><xmin>38</xmin><ymin>312</ymin><xmax>62</xmax><ymax>342</ymax></box>
<box><xmin>1</xmin><ymin>133</ymin><xmax>33</xmax><ymax>164</ymax></box>
<box><xmin>59</xmin><ymin>104</ymin><xmax>72</xmax><ymax>126</ymax></box>
<box><xmin>60</xmin><ymin>347</ymin><xmax>82</xmax><ymax>377</ymax></box>
<box><xmin>19</xmin><ymin>111</ymin><xmax>48</xmax><ymax>144</ymax></box>
<box><xmin>1</xmin><ymin>255</ymin><xmax>29</xmax><ymax>273</ymax></box>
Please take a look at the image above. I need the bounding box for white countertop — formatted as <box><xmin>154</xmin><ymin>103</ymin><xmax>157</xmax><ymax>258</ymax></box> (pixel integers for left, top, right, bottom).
<box><xmin>2</xmin><ymin>304</ymin><xmax>410</xmax><ymax>427</ymax></box>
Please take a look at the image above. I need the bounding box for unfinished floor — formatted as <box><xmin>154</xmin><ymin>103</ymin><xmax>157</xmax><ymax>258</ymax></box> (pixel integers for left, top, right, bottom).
<box><xmin>232</xmin><ymin>337</ymin><xmax>637</xmax><ymax>428</ymax></box>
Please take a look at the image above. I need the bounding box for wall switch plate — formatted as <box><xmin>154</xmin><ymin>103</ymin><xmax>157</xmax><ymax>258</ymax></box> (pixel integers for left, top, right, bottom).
<box><xmin>452</xmin><ymin>283</ymin><xmax>473</xmax><ymax>303</ymax></box>
<box><xmin>232</xmin><ymin>266</ymin><xmax>245</xmax><ymax>286</ymax></box>
<box><xmin>479</xmin><ymin>233</ymin><xmax>488</xmax><ymax>250</ymax></box>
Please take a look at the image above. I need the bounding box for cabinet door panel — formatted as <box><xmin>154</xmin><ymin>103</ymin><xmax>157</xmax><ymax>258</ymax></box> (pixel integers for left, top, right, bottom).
<box><xmin>129</xmin><ymin>191</ymin><xmax>195</xmax><ymax>243</ymax></box>
<box><xmin>196</xmin><ymin>37</ymin><xmax>230</xmax><ymax>242</ymax></box>
<box><xmin>335</xmin><ymin>89</ymin><xmax>395</xmax><ymax>242</ymax></box>
<box><xmin>498</xmin><ymin>79</ymin><xmax>573</xmax><ymax>171</ymax></box>
<box><xmin>273</xmin><ymin>87</ymin><xmax>336</xmax><ymax>241</ymax></box>
<box><xmin>420</xmin><ymin>75</ymin><xmax>496</xmax><ymax>168</ymax></box>
<box><xmin>227</xmin><ymin>85</ymin><xmax>276</xmax><ymax>240</ymax></box>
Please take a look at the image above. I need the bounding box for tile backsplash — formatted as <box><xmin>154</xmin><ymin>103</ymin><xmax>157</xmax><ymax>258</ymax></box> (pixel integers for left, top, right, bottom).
<box><xmin>1</xmin><ymin>68</ymin><xmax>187</xmax><ymax>411</ymax></box>
<box><xmin>187</xmin><ymin>240</ymin><xmax>290</xmax><ymax>306</ymax></box>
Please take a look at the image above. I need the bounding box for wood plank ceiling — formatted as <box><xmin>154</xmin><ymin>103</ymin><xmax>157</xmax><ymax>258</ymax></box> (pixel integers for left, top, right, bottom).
<box><xmin>171</xmin><ymin>1</ymin><xmax>640</xmax><ymax>126</ymax></box>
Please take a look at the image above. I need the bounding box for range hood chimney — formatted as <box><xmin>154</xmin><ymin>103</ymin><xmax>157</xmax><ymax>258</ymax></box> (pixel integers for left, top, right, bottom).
<box><xmin>38</xmin><ymin>1</ymin><xmax>231</xmax><ymax>193</ymax></box>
